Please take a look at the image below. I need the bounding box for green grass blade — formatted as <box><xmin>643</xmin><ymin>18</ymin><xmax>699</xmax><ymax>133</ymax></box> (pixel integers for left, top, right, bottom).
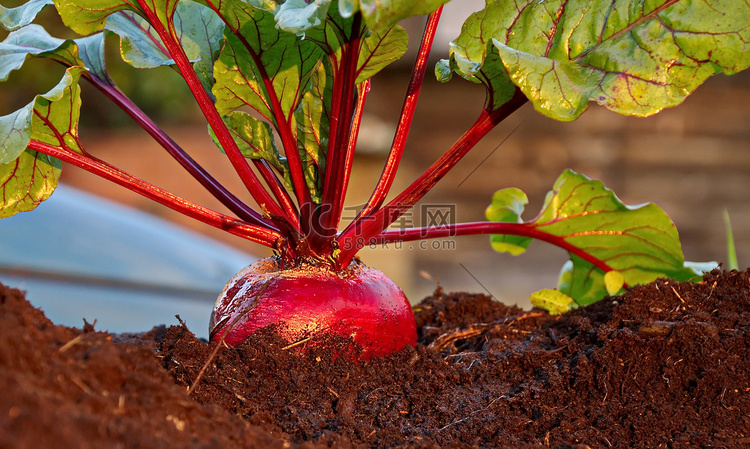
<box><xmin>723</xmin><ymin>208</ymin><xmax>739</xmax><ymax>271</ymax></box>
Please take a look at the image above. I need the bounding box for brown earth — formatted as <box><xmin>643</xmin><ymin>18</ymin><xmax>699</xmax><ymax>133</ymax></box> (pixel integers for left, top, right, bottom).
<box><xmin>1</xmin><ymin>269</ymin><xmax>749</xmax><ymax>448</ymax></box>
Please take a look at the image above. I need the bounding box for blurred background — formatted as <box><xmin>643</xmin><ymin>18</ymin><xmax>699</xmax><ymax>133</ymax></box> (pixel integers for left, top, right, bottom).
<box><xmin>1</xmin><ymin>0</ymin><xmax>748</xmax><ymax>335</ymax></box>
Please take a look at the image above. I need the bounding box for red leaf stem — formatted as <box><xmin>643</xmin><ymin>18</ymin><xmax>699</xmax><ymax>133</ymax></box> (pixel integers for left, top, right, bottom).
<box><xmin>347</xmin><ymin>7</ymin><xmax>442</xmax><ymax>228</ymax></box>
<box><xmin>315</xmin><ymin>14</ymin><xmax>365</xmax><ymax>247</ymax></box>
<box><xmin>135</xmin><ymin>1</ymin><xmax>294</xmax><ymax>230</ymax></box>
<box><xmin>236</xmin><ymin>33</ymin><xmax>313</xmax><ymax>219</ymax></box>
<box><xmin>252</xmin><ymin>158</ymin><xmax>300</xmax><ymax>229</ymax></box>
<box><xmin>340</xmin><ymin>79</ymin><xmax>370</xmax><ymax>211</ymax></box>
<box><xmin>373</xmin><ymin>221</ymin><xmax>617</xmax><ymax>274</ymax></box>
<box><xmin>87</xmin><ymin>76</ymin><xmax>279</xmax><ymax>230</ymax></box>
<box><xmin>204</xmin><ymin>0</ymin><xmax>313</xmax><ymax>221</ymax></box>
<box><xmin>336</xmin><ymin>90</ymin><xmax>528</xmax><ymax>267</ymax></box>
<box><xmin>27</xmin><ymin>140</ymin><xmax>281</xmax><ymax>247</ymax></box>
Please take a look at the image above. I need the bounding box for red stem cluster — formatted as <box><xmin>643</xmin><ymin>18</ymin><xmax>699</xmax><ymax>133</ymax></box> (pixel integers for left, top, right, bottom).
<box><xmin>25</xmin><ymin>4</ymin><xmax>617</xmax><ymax>276</ymax></box>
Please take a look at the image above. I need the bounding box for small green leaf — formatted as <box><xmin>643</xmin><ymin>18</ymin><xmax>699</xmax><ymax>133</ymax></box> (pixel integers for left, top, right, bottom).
<box><xmin>530</xmin><ymin>288</ymin><xmax>578</xmax><ymax>315</ymax></box>
<box><xmin>209</xmin><ymin>111</ymin><xmax>296</xmax><ymax>199</ymax></box>
<box><xmin>604</xmin><ymin>270</ymin><xmax>625</xmax><ymax>296</ymax></box>
<box><xmin>443</xmin><ymin>0</ymin><xmax>750</xmax><ymax>119</ymax></box>
<box><xmin>485</xmin><ymin>187</ymin><xmax>527</xmax><ymax>222</ymax></box>
<box><xmin>0</xmin><ymin>149</ymin><xmax>61</xmax><ymax>217</ymax></box>
<box><xmin>71</xmin><ymin>34</ymin><xmax>110</xmax><ymax>83</ymax></box>
<box><xmin>485</xmin><ymin>187</ymin><xmax>531</xmax><ymax>256</ymax></box>
<box><xmin>275</xmin><ymin>0</ymin><xmax>332</xmax><ymax>34</ymax></box>
<box><xmin>0</xmin><ymin>0</ymin><xmax>53</xmax><ymax>31</ymax></box>
<box><xmin>557</xmin><ymin>257</ymin><xmax>606</xmax><ymax>306</ymax></box>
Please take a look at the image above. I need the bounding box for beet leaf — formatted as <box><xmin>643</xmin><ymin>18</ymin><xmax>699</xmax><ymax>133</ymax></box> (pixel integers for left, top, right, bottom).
<box><xmin>0</xmin><ymin>67</ymin><xmax>82</xmax><ymax>216</ymax></box>
<box><xmin>439</xmin><ymin>0</ymin><xmax>750</xmax><ymax>119</ymax></box>
<box><xmin>0</xmin><ymin>0</ymin><xmax>51</xmax><ymax>30</ymax></box>
<box><xmin>486</xmin><ymin>170</ymin><xmax>715</xmax><ymax>306</ymax></box>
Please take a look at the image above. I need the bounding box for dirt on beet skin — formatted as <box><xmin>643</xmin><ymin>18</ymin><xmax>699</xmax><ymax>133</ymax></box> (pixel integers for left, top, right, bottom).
<box><xmin>1</xmin><ymin>269</ymin><xmax>749</xmax><ymax>448</ymax></box>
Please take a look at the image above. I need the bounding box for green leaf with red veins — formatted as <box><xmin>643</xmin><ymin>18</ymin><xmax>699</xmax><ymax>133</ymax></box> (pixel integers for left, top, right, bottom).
<box><xmin>443</xmin><ymin>0</ymin><xmax>750</xmax><ymax>120</ymax></box>
<box><xmin>0</xmin><ymin>150</ymin><xmax>61</xmax><ymax>218</ymax></box>
<box><xmin>0</xmin><ymin>24</ymin><xmax>110</xmax><ymax>85</ymax></box>
<box><xmin>173</xmin><ymin>0</ymin><xmax>224</xmax><ymax>93</ymax></box>
<box><xmin>105</xmin><ymin>11</ymin><xmax>176</xmax><ymax>68</ymax></box>
<box><xmin>0</xmin><ymin>0</ymin><xmax>53</xmax><ymax>31</ymax></box>
<box><xmin>74</xmin><ymin>34</ymin><xmax>110</xmax><ymax>82</ymax></box>
<box><xmin>303</xmin><ymin>3</ymin><xmax>408</xmax><ymax>81</ymax></box>
<box><xmin>302</xmin><ymin>2</ymin><xmax>356</xmax><ymax>65</ymax></box>
<box><xmin>1</xmin><ymin>67</ymin><xmax>85</xmax><ymax>163</ymax></box>
<box><xmin>0</xmin><ymin>25</ymin><xmax>75</xmax><ymax>81</ymax></box>
<box><xmin>212</xmin><ymin>5</ymin><xmax>324</xmax><ymax>123</ymax></box>
<box><xmin>0</xmin><ymin>67</ymin><xmax>85</xmax><ymax>216</ymax></box>
<box><xmin>54</xmin><ymin>0</ymin><xmax>135</xmax><ymax>35</ymax></box>
<box><xmin>105</xmin><ymin>1</ymin><xmax>223</xmax><ymax>92</ymax></box>
<box><xmin>487</xmin><ymin>169</ymin><xmax>715</xmax><ymax>304</ymax></box>
<box><xmin>132</xmin><ymin>0</ymin><xmax>181</xmax><ymax>29</ymax></box>
<box><xmin>288</xmin><ymin>4</ymin><xmax>407</xmax><ymax>202</ymax></box>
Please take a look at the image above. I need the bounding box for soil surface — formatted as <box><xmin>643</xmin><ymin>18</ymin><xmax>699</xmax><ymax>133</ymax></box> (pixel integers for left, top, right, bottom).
<box><xmin>1</xmin><ymin>269</ymin><xmax>749</xmax><ymax>448</ymax></box>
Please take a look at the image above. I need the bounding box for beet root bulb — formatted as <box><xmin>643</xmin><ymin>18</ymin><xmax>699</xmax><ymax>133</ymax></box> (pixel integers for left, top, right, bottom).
<box><xmin>209</xmin><ymin>257</ymin><xmax>417</xmax><ymax>358</ymax></box>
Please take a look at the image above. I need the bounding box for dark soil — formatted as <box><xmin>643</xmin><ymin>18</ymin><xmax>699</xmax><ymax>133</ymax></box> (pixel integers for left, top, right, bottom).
<box><xmin>1</xmin><ymin>270</ymin><xmax>749</xmax><ymax>448</ymax></box>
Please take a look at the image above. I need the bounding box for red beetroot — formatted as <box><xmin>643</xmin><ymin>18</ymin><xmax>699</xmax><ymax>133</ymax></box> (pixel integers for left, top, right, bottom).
<box><xmin>209</xmin><ymin>257</ymin><xmax>416</xmax><ymax>358</ymax></box>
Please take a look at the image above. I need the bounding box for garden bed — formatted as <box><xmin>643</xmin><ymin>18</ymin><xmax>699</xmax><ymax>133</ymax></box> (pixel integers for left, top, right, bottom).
<box><xmin>1</xmin><ymin>269</ymin><xmax>748</xmax><ymax>448</ymax></box>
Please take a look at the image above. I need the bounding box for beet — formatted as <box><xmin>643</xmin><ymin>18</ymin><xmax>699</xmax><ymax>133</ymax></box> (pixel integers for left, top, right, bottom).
<box><xmin>209</xmin><ymin>257</ymin><xmax>416</xmax><ymax>358</ymax></box>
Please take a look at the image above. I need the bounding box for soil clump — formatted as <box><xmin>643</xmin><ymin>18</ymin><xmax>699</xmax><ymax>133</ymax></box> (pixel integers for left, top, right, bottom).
<box><xmin>1</xmin><ymin>269</ymin><xmax>749</xmax><ymax>448</ymax></box>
